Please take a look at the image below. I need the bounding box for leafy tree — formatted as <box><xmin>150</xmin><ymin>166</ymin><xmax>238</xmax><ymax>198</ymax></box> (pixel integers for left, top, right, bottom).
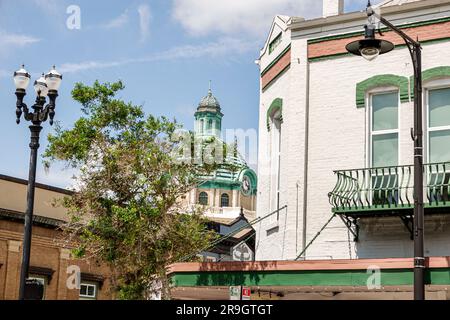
<box><xmin>44</xmin><ymin>80</ymin><xmax>222</xmax><ymax>300</ymax></box>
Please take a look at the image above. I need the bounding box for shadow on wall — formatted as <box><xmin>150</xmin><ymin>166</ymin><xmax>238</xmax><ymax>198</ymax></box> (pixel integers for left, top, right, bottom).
<box><xmin>195</xmin><ymin>260</ymin><xmax>279</xmax><ymax>287</ymax></box>
<box><xmin>355</xmin><ymin>215</ymin><xmax>450</xmax><ymax>259</ymax></box>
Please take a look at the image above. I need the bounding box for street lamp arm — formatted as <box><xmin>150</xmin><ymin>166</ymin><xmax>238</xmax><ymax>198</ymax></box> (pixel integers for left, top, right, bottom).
<box><xmin>379</xmin><ymin>16</ymin><xmax>420</xmax><ymax>47</ymax></box>
<box><xmin>367</xmin><ymin>7</ymin><xmax>420</xmax><ymax>47</ymax></box>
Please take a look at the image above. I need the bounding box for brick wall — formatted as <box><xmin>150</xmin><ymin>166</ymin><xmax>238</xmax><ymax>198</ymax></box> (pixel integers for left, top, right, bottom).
<box><xmin>0</xmin><ymin>220</ymin><xmax>112</xmax><ymax>300</ymax></box>
<box><xmin>309</xmin><ymin>20</ymin><xmax>450</xmax><ymax>60</ymax></box>
<box><xmin>261</xmin><ymin>48</ymin><xmax>291</xmax><ymax>89</ymax></box>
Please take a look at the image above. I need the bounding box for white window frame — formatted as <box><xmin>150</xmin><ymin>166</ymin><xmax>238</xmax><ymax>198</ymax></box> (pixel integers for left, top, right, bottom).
<box><xmin>366</xmin><ymin>88</ymin><xmax>401</xmax><ymax>206</ymax></box>
<box><xmin>28</xmin><ymin>275</ymin><xmax>46</xmax><ymax>300</ymax></box>
<box><xmin>269</xmin><ymin>109</ymin><xmax>282</xmax><ymax>219</ymax></box>
<box><xmin>424</xmin><ymin>78</ymin><xmax>450</xmax><ymax>164</ymax></box>
<box><xmin>79</xmin><ymin>282</ymin><xmax>97</xmax><ymax>299</ymax></box>
<box><xmin>367</xmin><ymin>88</ymin><xmax>401</xmax><ymax>169</ymax></box>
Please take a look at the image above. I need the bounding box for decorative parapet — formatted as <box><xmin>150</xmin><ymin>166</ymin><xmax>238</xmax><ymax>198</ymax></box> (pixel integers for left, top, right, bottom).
<box><xmin>355</xmin><ymin>74</ymin><xmax>409</xmax><ymax>108</ymax></box>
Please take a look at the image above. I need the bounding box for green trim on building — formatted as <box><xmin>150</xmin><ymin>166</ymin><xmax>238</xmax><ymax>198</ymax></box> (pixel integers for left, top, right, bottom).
<box><xmin>195</xmin><ymin>111</ymin><xmax>223</xmax><ymax>137</ymax></box>
<box><xmin>355</xmin><ymin>74</ymin><xmax>409</xmax><ymax>108</ymax></box>
<box><xmin>333</xmin><ymin>199</ymin><xmax>450</xmax><ymax>213</ymax></box>
<box><xmin>170</xmin><ymin>268</ymin><xmax>450</xmax><ymax>287</ymax></box>
<box><xmin>308</xmin><ymin>16</ymin><xmax>450</xmax><ymax>45</ymax></box>
<box><xmin>194</xmin><ymin>111</ymin><xmax>223</xmax><ymax>120</ymax></box>
<box><xmin>409</xmin><ymin>66</ymin><xmax>450</xmax><ymax>98</ymax></box>
<box><xmin>269</xmin><ymin>32</ymin><xmax>283</xmax><ymax>55</ymax></box>
<box><xmin>266</xmin><ymin>98</ymin><xmax>283</xmax><ymax>131</ymax></box>
<box><xmin>198</xmin><ymin>181</ymin><xmax>241</xmax><ymax>191</ymax></box>
<box><xmin>261</xmin><ymin>45</ymin><xmax>291</xmax><ymax>77</ymax></box>
<box><xmin>309</xmin><ymin>35</ymin><xmax>450</xmax><ymax>63</ymax></box>
<box><xmin>262</xmin><ymin>64</ymin><xmax>291</xmax><ymax>91</ymax></box>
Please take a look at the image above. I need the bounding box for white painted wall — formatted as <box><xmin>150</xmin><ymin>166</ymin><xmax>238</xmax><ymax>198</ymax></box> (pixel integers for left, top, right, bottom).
<box><xmin>256</xmin><ymin>4</ymin><xmax>450</xmax><ymax>261</ymax></box>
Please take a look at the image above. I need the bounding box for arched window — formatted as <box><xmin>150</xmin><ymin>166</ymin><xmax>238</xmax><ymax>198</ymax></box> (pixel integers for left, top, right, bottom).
<box><xmin>207</xmin><ymin>119</ymin><xmax>213</xmax><ymax>133</ymax></box>
<box><xmin>267</xmin><ymin>98</ymin><xmax>283</xmax><ymax>216</ymax></box>
<box><xmin>198</xmin><ymin>192</ymin><xmax>208</xmax><ymax>205</ymax></box>
<box><xmin>199</xmin><ymin>119</ymin><xmax>204</xmax><ymax>134</ymax></box>
<box><xmin>220</xmin><ymin>193</ymin><xmax>229</xmax><ymax>207</ymax></box>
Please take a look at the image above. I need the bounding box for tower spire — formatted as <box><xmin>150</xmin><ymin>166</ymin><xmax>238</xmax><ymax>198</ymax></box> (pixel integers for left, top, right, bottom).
<box><xmin>208</xmin><ymin>80</ymin><xmax>212</xmax><ymax>95</ymax></box>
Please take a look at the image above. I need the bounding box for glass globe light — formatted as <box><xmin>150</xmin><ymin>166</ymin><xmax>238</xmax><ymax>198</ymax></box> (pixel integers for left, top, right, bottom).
<box><xmin>34</xmin><ymin>73</ymin><xmax>49</xmax><ymax>97</ymax></box>
<box><xmin>13</xmin><ymin>65</ymin><xmax>31</xmax><ymax>90</ymax></box>
<box><xmin>45</xmin><ymin>66</ymin><xmax>62</xmax><ymax>91</ymax></box>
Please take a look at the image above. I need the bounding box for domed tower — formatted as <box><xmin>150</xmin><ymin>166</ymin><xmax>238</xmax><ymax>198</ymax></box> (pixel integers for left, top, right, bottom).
<box><xmin>195</xmin><ymin>84</ymin><xmax>223</xmax><ymax>138</ymax></box>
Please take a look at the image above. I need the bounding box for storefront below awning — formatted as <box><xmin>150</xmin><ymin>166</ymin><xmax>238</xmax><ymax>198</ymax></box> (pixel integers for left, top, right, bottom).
<box><xmin>167</xmin><ymin>257</ymin><xmax>450</xmax><ymax>300</ymax></box>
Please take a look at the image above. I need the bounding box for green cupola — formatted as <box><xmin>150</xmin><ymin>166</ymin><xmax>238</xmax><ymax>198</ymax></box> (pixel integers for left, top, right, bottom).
<box><xmin>195</xmin><ymin>84</ymin><xmax>223</xmax><ymax>138</ymax></box>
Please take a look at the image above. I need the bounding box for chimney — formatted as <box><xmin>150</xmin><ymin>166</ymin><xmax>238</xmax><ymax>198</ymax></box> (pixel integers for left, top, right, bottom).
<box><xmin>323</xmin><ymin>0</ymin><xmax>344</xmax><ymax>18</ymax></box>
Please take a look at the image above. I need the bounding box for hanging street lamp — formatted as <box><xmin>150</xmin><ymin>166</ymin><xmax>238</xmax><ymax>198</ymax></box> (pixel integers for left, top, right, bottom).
<box><xmin>13</xmin><ymin>65</ymin><xmax>62</xmax><ymax>300</ymax></box>
<box><xmin>346</xmin><ymin>1</ymin><xmax>425</xmax><ymax>300</ymax></box>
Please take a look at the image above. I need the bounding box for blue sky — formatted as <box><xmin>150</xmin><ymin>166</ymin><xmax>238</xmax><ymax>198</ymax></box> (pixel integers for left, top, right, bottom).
<box><xmin>0</xmin><ymin>0</ymin><xmax>374</xmax><ymax>187</ymax></box>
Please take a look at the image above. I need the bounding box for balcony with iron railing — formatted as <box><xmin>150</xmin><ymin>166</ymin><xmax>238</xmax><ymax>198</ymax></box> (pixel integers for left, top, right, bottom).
<box><xmin>329</xmin><ymin>162</ymin><xmax>450</xmax><ymax>215</ymax></box>
<box><xmin>328</xmin><ymin>162</ymin><xmax>450</xmax><ymax>241</ymax></box>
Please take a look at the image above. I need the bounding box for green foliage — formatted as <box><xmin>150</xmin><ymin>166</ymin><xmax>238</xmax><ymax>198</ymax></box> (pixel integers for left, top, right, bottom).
<box><xmin>45</xmin><ymin>80</ymin><xmax>219</xmax><ymax>300</ymax></box>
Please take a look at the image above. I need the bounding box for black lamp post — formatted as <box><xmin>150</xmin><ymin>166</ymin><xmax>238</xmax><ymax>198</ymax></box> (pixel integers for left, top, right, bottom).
<box><xmin>13</xmin><ymin>65</ymin><xmax>62</xmax><ymax>300</ymax></box>
<box><xmin>346</xmin><ymin>2</ymin><xmax>425</xmax><ymax>300</ymax></box>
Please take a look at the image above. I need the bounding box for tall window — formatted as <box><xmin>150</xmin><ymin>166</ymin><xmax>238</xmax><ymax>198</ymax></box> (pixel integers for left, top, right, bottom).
<box><xmin>198</xmin><ymin>192</ymin><xmax>208</xmax><ymax>205</ymax></box>
<box><xmin>269</xmin><ymin>110</ymin><xmax>282</xmax><ymax>214</ymax></box>
<box><xmin>199</xmin><ymin>119</ymin><xmax>204</xmax><ymax>134</ymax></box>
<box><xmin>427</xmin><ymin>88</ymin><xmax>450</xmax><ymax>163</ymax></box>
<box><xmin>370</xmin><ymin>92</ymin><xmax>399</xmax><ymax>205</ymax></box>
<box><xmin>220</xmin><ymin>193</ymin><xmax>229</xmax><ymax>207</ymax></box>
<box><xmin>207</xmin><ymin>119</ymin><xmax>213</xmax><ymax>133</ymax></box>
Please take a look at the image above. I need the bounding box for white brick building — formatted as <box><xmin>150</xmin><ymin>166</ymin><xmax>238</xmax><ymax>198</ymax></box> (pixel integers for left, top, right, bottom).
<box><xmin>168</xmin><ymin>0</ymin><xmax>450</xmax><ymax>299</ymax></box>
<box><xmin>256</xmin><ymin>0</ymin><xmax>450</xmax><ymax>261</ymax></box>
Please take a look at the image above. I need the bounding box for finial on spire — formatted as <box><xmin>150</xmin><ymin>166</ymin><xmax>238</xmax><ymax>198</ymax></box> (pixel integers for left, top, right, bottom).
<box><xmin>208</xmin><ymin>80</ymin><xmax>212</xmax><ymax>95</ymax></box>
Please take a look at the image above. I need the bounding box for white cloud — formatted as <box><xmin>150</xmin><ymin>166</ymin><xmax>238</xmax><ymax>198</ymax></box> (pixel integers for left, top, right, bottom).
<box><xmin>0</xmin><ymin>30</ymin><xmax>40</xmax><ymax>47</ymax></box>
<box><xmin>0</xmin><ymin>30</ymin><xmax>40</xmax><ymax>56</ymax></box>
<box><xmin>59</xmin><ymin>37</ymin><xmax>257</xmax><ymax>74</ymax></box>
<box><xmin>38</xmin><ymin>165</ymin><xmax>79</xmax><ymax>189</ymax></box>
<box><xmin>138</xmin><ymin>4</ymin><xmax>151</xmax><ymax>43</ymax></box>
<box><xmin>59</xmin><ymin>60</ymin><xmax>124</xmax><ymax>74</ymax></box>
<box><xmin>159</xmin><ymin>37</ymin><xmax>259</xmax><ymax>60</ymax></box>
<box><xmin>171</xmin><ymin>0</ymin><xmax>322</xmax><ymax>38</ymax></box>
<box><xmin>32</xmin><ymin>0</ymin><xmax>60</xmax><ymax>16</ymax></box>
<box><xmin>102</xmin><ymin>10</ymin><xmax>129</xmax><ymax>29</ymax></box>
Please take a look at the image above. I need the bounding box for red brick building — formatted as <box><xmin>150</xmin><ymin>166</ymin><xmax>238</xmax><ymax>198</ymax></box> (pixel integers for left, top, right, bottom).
<box><xmin>0</xmin><ymin>175</ymin><xmax>112</xmax><ymax>300</ymax></box>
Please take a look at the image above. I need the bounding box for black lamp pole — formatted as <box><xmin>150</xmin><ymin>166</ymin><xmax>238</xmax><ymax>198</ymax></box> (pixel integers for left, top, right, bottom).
<box><xmin>370</xmin><ymin>9</ymin><xmax>425</xmax><ymax>302</ymax></box>
<box><xmin>346</xmin><ymin>3</ymin><xmax>425</xmax><ymax>300</ymax></box>
<box><xmin>14</xmin><ymin>67</ymin><xmax>61</xmax><ymax>300</ymax></box>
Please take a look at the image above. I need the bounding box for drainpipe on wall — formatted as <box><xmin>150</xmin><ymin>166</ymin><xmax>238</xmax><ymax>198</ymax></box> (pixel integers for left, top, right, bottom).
<box><xmin>296</xmin><ymin>182</ymin><xmax>298</xmax><ymax>254</ymax></box>
<box><xmin>300</xmin><ymin>53</ymin><xmax>311</xmax><ymax>259</ymax></box>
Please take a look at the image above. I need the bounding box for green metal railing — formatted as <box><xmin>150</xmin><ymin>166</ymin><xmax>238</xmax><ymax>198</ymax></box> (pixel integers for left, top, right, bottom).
<box><xmin>328</xmin><ymin>162</ymin><xmax>450</xmax><ymax>213</ymax></box>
